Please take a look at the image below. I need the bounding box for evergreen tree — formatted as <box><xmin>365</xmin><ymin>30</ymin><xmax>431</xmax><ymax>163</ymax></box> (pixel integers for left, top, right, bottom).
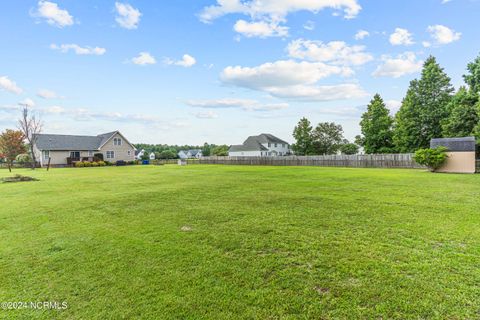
<box><xmin>442</xmin><ymin>87</ymin><xmax>479</xmax><ymax>138</ymax></box>
<box><xmin>393</xmin><ymin>56</ymin><xmax>454</xmax><ymax>152</ymax></box>
<box><xmin>292</xmin><ymin>117</ymin><xmax>314</xmax><ymax>155</ymax></box>
<box><xmin>359</xmin><ymin>94</ymin><xmax>395</xmax><ymax>153</ymax></box>
<box><xmin>464</xmin><ymin>53</ymin><xmax>480</xmax><ymax>94</ymax></box>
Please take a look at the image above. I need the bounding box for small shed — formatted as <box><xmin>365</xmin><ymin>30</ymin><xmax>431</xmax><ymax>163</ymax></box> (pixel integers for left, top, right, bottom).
<box><xmin>430</xmin><ymin>137</ymin><xmax>476</xmax><ymax>173</ymax></box>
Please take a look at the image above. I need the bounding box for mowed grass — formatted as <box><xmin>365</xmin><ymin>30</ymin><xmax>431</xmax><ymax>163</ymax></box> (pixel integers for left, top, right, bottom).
<box><xmin>1</xmin><ymin>165</ymin><xmax>480</xmax><ymax>319</ymax></box>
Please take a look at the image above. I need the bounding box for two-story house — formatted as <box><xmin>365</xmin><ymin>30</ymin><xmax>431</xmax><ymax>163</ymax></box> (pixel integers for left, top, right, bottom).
<box><xmin>228</xmin><ymin>134</ymin><xmax>291</xmax><ymax>157</ymax></box>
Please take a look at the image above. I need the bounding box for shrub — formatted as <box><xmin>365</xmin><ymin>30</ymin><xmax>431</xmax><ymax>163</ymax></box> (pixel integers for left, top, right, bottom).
<box><xmin>97</xmin><ymin>161</ymin><xmax>106</xmax><ymax>166</ymax></box>
<box><xmin>414</xmin><ymin>147</ymin><xmax>448</xmax><ymax>172</ymax></box>
<box><xmin>15</xmin><ymin>153</ymin><xmax>32</xmax><ymax>163</ymax></box>
<box><xmin>83</xmin><ymin>161</ymin><xmax>92</xmax><ymax>167</ymax></box>
<box><xmin>104</xmin><ymin>161</ymin><xmax>112</xmax><ymax>166</ymax></box>
<box><xmin>94</xmin><ymin>153</ymin><xmax>104</xmax><ymax>161</ymax></box>
<box><xmin>75</xmin><ymin>161</ymin><xmax>85</xmax><ymax>168</ymax></box>
<box><xmin>91</xmin><ymin>162</ymin><xmax>99</xmax><ymax>167</ymax></box>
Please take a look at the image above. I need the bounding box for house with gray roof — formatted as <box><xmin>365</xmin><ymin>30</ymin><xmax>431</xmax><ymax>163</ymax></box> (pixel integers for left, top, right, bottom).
<box><xmin>229</xmin><ymin>134</ymin><xmax>291</xmax><ymax>157</ymax></box>
<box><xmin>178</xmin><ymin>149</ymin><xmax>203</xmax><ymax>159</ymax></box>
<box><xmin>33</xmin><ymin>131</ymin><xmax>136</xmax><ymax>166</ymax></box>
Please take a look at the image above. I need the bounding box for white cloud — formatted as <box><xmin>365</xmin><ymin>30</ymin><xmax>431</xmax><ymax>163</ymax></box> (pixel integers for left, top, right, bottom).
<box><xmin>0</xmin><ymin>76</ymin><xmax>23</xmax><ymax>94</ymax></box>
<box><xmin>221</xmin><ymin>60</ymin><xmax>352</xmax><ymax>89</ymax></box>
<box><xmin>372</xmin><ymin>52</ymin><xmax>422</xmax><ymax>78</ymax></box>
<box><xmin>354</xmin><ymin>30</ymin><xmax>369</xmax><ymax>40</ymax></box>
<box><xmin>19</xmin><ymin>98</ymin><xmax>35</xmax><ymax>107</ymax></box>
<box><xmin>32</xmin><ymin>1</ymin><xmax>74</xmax><ymax>27</ymax></box>
<box><xmin>220</xmin><ymin>60</ymin><xmax>366</xmax><ymax>101</ymax></box>
<box><xmin>186</xmin><ymin>98</ymin><xmax>289</xmax><ymax>111</ymax></box>
<box><xmin>50</xmin><ymin>44</ymin><xmax>106</xmax><ymax>55</ymax></box>
<box><xmin>164</xmin><ymin>54</ymin><xmax>196</xmax><ymax>67</ymax></box>
<box><xmin>422</xmin><ymin>41</ymin><xmax>432</xmax><ymax>48</ymax></box>
<box><xmin>44</xmin><ymin>105</ymin><xmax>65</xmax><ymax>114</ymax></box>
<box><xmin>37</xmin><ymin>89</ymin><xmax>58</xmax><ymax>99</ymax></box>
<box><xmin>195</xmin><ymin>110</ymin><xmax>219</xmax><ymax>119</ymax></box>
<box><xmin>199</xmin><ymin>0</ymin><xmax>362</xmax><ymax>22</ymax></box>
<box><xmin>234</xmin><ymin>20</ymin><xmax>288</xmax><ymax>38</ymax></box>
<box><xmin>426</xmin><ymin>25</ymin><xmax>461</xmax><ymax>45</ymax></box>
<box><xmin>115</xmin><ymin>2</ymin><xmax>141</xmax><ymax>29</ymax></box>
<box><xmin>131</xmin><ymin>52</ymin><xmax>156</xmax><ymax>65</ymax></box>
<box><xmin>442</xmin><ymin>0</ymin><xmax>452</xmax><ymax>3</ymax></box>
<box><xmin>389</xmin><ymin>28</ymin><xmax>414</xmax><ymax>46</ymax></box>
<box><xmin>265</xmin><ymin>83</ymin><xmax>367</xmax><ymax>101</ymax></box>
<box><xmin>199</xmin><ymin>0</ymin><xmax>361</xmax><ymax>38</ymax></box>
<box><xmin>303</xmin><ymin>20</ymin><xmax>315</xmax><ymax>31</ymax></box>
<box><xmin>287</xmin><ymin>39</ymin><xmax>373</xmax><ymax>66</ymax></box>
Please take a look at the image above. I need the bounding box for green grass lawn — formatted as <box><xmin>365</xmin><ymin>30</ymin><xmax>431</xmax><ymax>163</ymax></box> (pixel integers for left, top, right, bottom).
<box><xmin>1</xmin><ymin>165</ymin><xmax>480</xmax><ymax>319</ymax></box>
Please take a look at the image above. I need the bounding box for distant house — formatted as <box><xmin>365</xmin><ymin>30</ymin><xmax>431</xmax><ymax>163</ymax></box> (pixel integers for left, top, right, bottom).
<box><xmin>178</xmin><ymin>149</ymin><xmax>203</xmax><ymax>159</ymax></box>
<box><xmin>149</xmin><ymin>152</ymin><xmax>155</xmax><ymax>160</ymax></box>
<box><xmin>229</xmin><ymin>134</ymin><xmax>291</xmax><ymax>157</ymax></box>
<box><xmin>33</xmin><ymin>131</ymin><xmax>136</xmax><ymax>167</ymax></box>
<box><xmin>135</xmin><ymin>149</ymin><xmax>145</xmax><ymax>160</ymax></box>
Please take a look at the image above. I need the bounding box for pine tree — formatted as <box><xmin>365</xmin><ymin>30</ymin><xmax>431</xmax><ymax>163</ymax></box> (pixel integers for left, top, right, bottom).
<box><xmin>393</xmin><ymin>56</ymin><xmax>454</xmax><ymax>152</ymax></box>
<box><xmin>359</xmin><ymin>94</ymin><xmax>395</xmax><ymax>153</ymax></box>
<box><xmin>292</xmin><ymin>117</ymin><xmax>314</xmax><ymax>155</ymax></box>
<box><xmin>442</xmin><ymin>87</ymin><xmax>479</xmax><ymax>137</ymax></box>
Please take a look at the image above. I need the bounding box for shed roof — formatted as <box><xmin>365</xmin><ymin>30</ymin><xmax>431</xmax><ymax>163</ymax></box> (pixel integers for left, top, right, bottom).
<box><xmin>430</xmin><ymin>137</ymin><xmax>476</xmax><ymax>152</ymax></box>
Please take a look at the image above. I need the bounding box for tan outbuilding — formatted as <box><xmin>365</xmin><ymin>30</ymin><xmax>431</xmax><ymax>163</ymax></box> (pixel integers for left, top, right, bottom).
<box><xmin>430</xmin><ymin>137</ymin><xmax>477</xmax><ymax>174</ymax></box>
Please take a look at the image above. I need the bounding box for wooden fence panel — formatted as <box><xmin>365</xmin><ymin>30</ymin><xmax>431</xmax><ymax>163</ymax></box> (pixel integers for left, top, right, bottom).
<box><xmin>189</xmin><ymin>154</ymin><xmax>425</xmax><ymax>169</ymax></box>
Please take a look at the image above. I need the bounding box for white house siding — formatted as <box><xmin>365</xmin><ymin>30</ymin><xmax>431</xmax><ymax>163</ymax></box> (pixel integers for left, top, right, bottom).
<box><xmin>262</xmin><ymin>143</ymin><xmax>290</xmax><ymax>156</ymax></box>
<box><xmin>99</xmin><ymin>133</ymin><xmax>135</xmax><ymax>162</ymax></box>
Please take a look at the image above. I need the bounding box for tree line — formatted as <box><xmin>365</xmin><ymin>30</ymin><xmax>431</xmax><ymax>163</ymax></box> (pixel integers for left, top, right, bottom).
<box><xmin>292</xmin><ymin>53</ymin><xmax>480</xmax><ymax>155</ymax></box>
<box><xmin>133</xmin><ymin>143</ymin><xmax>229</xmax><ymax>159</ymax></box>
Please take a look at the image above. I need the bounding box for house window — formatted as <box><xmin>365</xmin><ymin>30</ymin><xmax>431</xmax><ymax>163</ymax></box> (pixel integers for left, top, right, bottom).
<box><xmin>43</xmin><ymin>150</ymin><xmax>50</xmax><ymax>161</ymax></box>
<box><xmin>106</xmin><ymin>151</ymin><xmax>115</xmax><ymax>159</ymax></box>
<box><xmin>88</xmin><ymin>151</ymin><xmax>93</xmax><ymax>157</ymax></box>
<box><xmin>114</xmin><ymin>138</ymin><xmax>122</xmax><ymax>146</ymax></box>
<box><xmin>282</xmin><ymin>144</ymin><xmax>285</xmax><ymax>148</ymax></box>
<box><xmin>70</xmin><ymin>151</ymin><xmax>80</xmax><ymax>159</ymax></box>
<box><xmin>274</xmin><ymin>143</ymin><xmax>277</xmax><ymax>147</ymax></box>
<box><xmin>127</xmin><ymin>150</ymin><xmax>131</xmax><ymax>156</ymax></box>
<box><xmin>268</xmin><ymin>143</ymin><xmax>271</xmax><ymax>147</ymax></box>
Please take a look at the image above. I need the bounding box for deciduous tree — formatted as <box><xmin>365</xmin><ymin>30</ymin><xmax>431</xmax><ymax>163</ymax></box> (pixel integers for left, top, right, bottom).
<box><xmin>312</xmin><ymin>122</ymin><xmax>344</xmax><ymax>155</ymax></box>
<box><xmin>464</xmin><ymin>53</ymin><xmax>480</xmax><ymax>94</ymax></box>
<box><xmin>18</xmin><ymin>106</ymin><xmax>42</xmax><ymax>169</ymax></box>
<box><xmin>0</xmin><ymin>129</ymin><xmax>26</xmax><ymax>172</ymax></box>
<box><xmin>442</xmin><ymin>87</ymin><xmax>479</xmax><ymax>138</ymax></box>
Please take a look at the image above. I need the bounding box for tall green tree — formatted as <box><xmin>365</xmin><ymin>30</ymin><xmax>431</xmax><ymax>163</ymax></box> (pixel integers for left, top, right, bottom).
<box><xmin>464</xmin><ymin>53</ymin><xmax>480</xmax><ymax>94</ymax></box>
<box><xmin>202</xmin><ymin>142</ymin><xmax>211</xmax><ymax>157</ymax></box>
<box><xmin>359</xmin><ymin>94</ymin><xmax>395</xmax><ymax>153</ymax></box>
<box><xmin>312</xmin><ymin>122</ymin><xmax>344</xmax><ymax>155</ymax></box>
<box><xmin>292</xmin><ymin>117</ymin><xmax>314</xmax><ymax>155</ymax></box>
<box><xmin>393</xmin><ymin>56</ymin><xmax>454</xmax><ymax>152</ymax></box>
<box><xmin>442</xmin><ymin>87</ymin><xmax>479</xmax><ymax>138</ymax></box>
<box><xmin>394</xmin><ymin>83</ymin><xmax>422</xmax><ymax>152</ymax></box>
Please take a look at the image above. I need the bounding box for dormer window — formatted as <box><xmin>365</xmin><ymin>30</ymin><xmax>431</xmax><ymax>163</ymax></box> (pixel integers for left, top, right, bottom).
<box><xmin>114</xmin><ymin>138</ymin><xmax>122</xmax><ymax>146</ymax></box>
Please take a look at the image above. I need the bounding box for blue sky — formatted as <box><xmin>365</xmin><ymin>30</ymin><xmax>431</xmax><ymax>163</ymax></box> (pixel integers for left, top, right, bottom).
<box><xmin>0</xmin><ymin>0</ymin><xmax>478</xmax><ymax>145</ymax></box>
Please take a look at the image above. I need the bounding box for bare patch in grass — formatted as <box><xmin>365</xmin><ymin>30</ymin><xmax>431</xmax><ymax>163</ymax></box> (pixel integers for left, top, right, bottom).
<box><xmin>1</xmin><ymin>174</ymin><xmax>39</xmax><ymax>183</ymax></box>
